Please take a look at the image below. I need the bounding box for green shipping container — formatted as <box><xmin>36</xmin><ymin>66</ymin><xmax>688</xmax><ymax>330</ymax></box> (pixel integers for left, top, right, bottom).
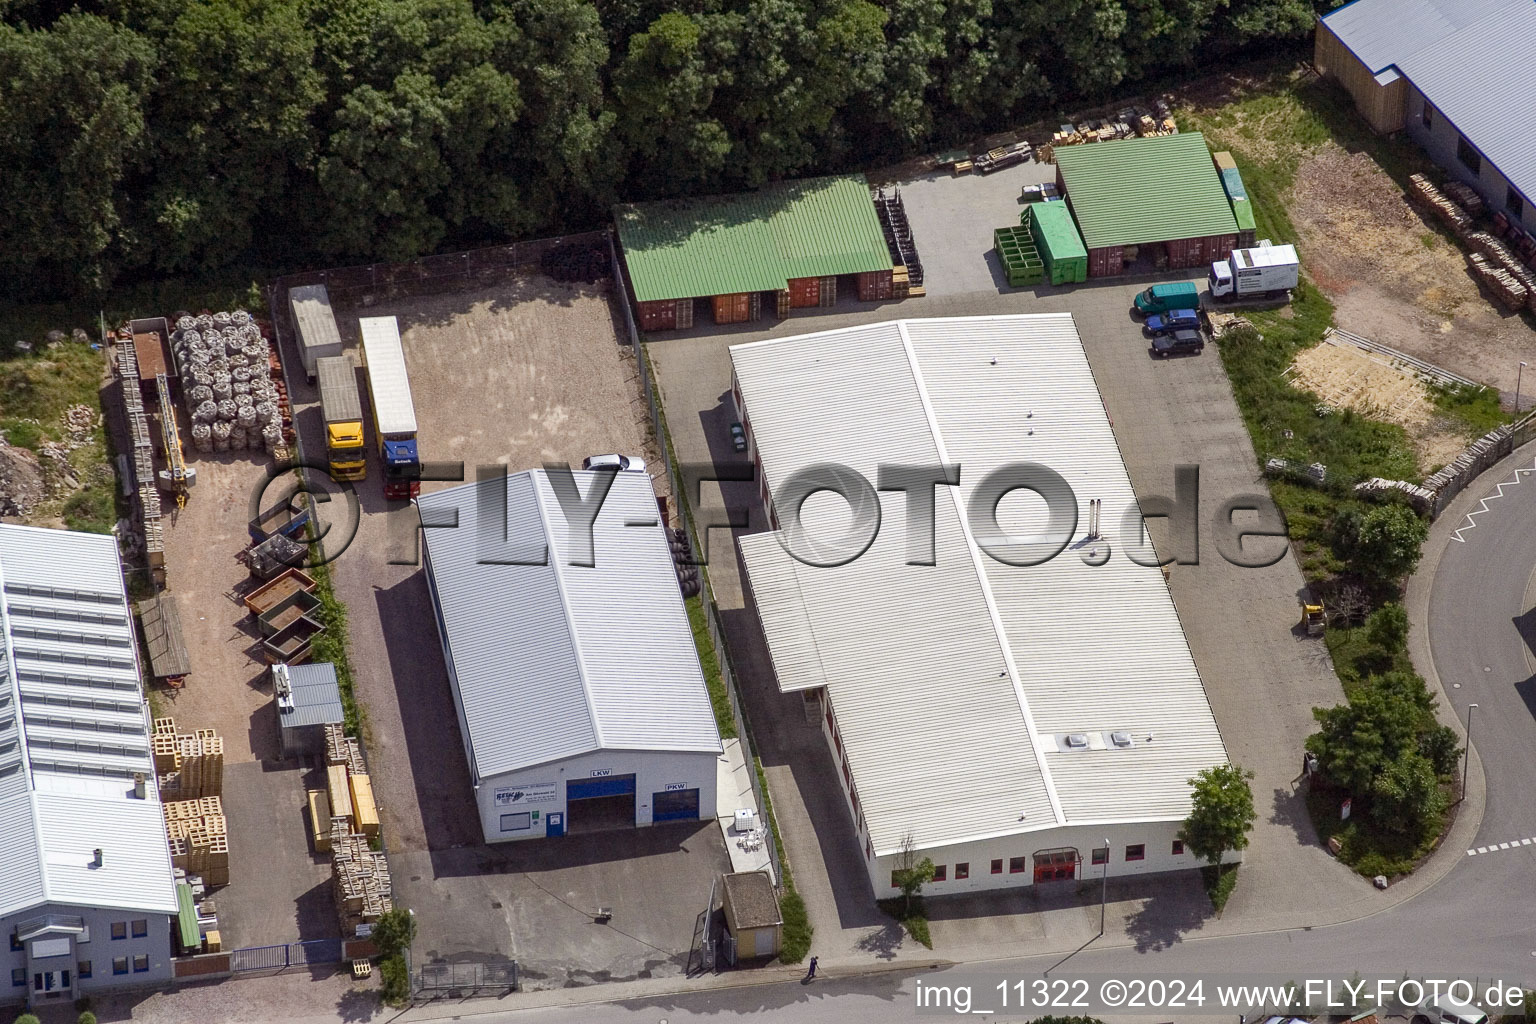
<box><xmin>1231</xmin><ymin>196</ymin><xmax>1256</xmax><ymax>232</ymax></box>
<box><xmin>1023</xmin><ymin>203</ymin><xmax>1088</xmax><ymax>285</ymax></box>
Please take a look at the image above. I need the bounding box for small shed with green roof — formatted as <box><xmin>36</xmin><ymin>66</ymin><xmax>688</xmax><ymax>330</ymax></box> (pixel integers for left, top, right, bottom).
<box><xmin>1054</xmin><ymin>133</ymin><xmax>1238</xmax><ymax>277</ymax></box>
<box><xmin>615</xmin><ymin>175</ymin><xmax>895</xmax><ymax>330</ymax></box>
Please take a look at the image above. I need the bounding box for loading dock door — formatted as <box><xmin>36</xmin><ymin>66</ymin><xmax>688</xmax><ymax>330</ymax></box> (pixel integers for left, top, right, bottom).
<box><xmin>652</xmin><ymin>788</ymin><xmax>701</xmax><ymax>823</ymax></box>
<box><xmin>566</xmin><ymin>774</ymin><xmax>636</xmax><ymax>833</ymax></box>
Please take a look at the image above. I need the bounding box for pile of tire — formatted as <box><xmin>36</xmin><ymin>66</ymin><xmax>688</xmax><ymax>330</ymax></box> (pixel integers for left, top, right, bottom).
<box><xmin>540</xmin><ymin>244</ymin><xmax>610</xmax><ymax>284</ymax></box>
<box><xmin>670</xmin><ymin>527</ymin><xmax>701</xmax><ymax>598</ymax></box>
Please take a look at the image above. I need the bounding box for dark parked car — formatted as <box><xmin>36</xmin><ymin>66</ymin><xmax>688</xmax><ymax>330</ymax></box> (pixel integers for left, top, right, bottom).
<box><xmin>729</xmin><ymin>422</ymin><xmax>748</xmax><ymax>452</ymax></box>
<box><xmin>1152</xmin><ymin>328</ymin><xmax>1205</xmax><ymax>358</ymax></box>
<box><xmin>1143</xmin><ymin>308</ymin><xmax>1200</xmax><ymax>335</ymax></box>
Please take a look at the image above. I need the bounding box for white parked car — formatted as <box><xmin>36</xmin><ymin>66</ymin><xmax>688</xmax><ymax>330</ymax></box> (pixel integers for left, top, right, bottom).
<box><xmin>581</xmin><ymin>454</ymin><xmax>647</xmax><ymax>473</ymax></box>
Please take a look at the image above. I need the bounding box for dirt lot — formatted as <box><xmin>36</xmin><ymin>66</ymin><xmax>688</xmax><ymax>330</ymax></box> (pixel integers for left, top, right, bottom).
<box><xmin>1288</xmin><ymin>144</ymin><xmax>1535</xmax><ymax>390</ymax></box>
<box><xmin>305</xmin><ymin>272</ymin><xmax>721</xmax><ymax>988</ymax></box>
<box><xmin>1288</xmin><ymin>337</ymin><xmax>1467</xmax><ymax>469</ymax></box>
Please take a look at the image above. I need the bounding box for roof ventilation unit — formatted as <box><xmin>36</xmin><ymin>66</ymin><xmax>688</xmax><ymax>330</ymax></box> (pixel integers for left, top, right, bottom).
<box><xmin>1109</xmin><ymin>731</ymin><xmax>1133</xmax><ymax>748</ymax></box>
<box><xmin>1064</xmin><ymin>733</ymin><xmax>1089</xmax><ymax>749</ymax></box>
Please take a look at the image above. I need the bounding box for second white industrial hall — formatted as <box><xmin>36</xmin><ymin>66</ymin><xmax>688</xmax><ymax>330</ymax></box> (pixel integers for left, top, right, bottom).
<box><xmin>730</xmin><ymin>314</ymin><xmax>1231</xmax><ymax>898</ymax></box>
<box><xmin>418</xmin><ymin>469</ymin><xmax>723</xmax><ymax>844</ymax></box>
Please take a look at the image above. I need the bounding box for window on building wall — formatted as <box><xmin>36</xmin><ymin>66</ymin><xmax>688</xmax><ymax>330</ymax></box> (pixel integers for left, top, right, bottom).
<box><xmin>1091</xmin><ymin>847</ymin><xmax>1109</xmax><ymax>866</ymax></box>
<box><xmin>955</xmin><ymin>862</ymin><xmax>969</xmax><ymax>880</ymax></box>
<box><xmin>499</xmin><ymin>812</ymin><xmax>532</xmax><ymax>832</ymax></box>
<box><xmin>112</xmin><ymin>958</ymin><xmax>128</xmax><ymax>976</ymax></box>
<box><xmin>932</xmin><ymin>865</ymin><xmax>946</xmax><ymax>882</ymax></box>
<box><xmin>1125</xmin><ymin>844</ymin><xmax>1146</xmax><ymax>862</ymax></box>
<box><xmin>1008</xmin><ymin>856</ymin><xmax>1026</xmax><ymax>874</ymax></box>
<box><xmin>1172</xmin><ymin>839</ymin><xmax>1185</xmax><ymax>856</ymax></box>
<box><xmin>10</xmin><ymin>969</ymin><xmax>23</xmax><ymax>988</ymax></box>
<box><xmin>1422</xmin><ymin>102</ymin><xmax>1434</xmax><ymax>129</ymax></box>
<box><xmin>1457</xmin><ymin>136</ymin><xmax>1482</xmax><ymax>174</ymax></box>
<box><xmin>890</xmin><ymin>871</ymin><xmax>900</xmax><ymax>889</ymax></box>
<box><xmin>8</xmin><ymin>932</ymin><xmax>19</xmax><ymax>952</ymax></box>
<box><xmin>132</xmin><ymin>954</ymin><xmax>149</xmax><ymax>973</ymax></box>
<box><xmin>990</xmin><ymin>859</ymin><xmax>1003</xmax><ymax>874</ymax></box>
<box><xmin>1509</xmin><ymin>188</ymin><xmax>1526</xmax><ymax>218</ymax></box>
<box><xmin>78</xmin><ymin>961</ymin><xmax>93</xmax><ymax>980</ymax></box>
<box><xmin>131</xmin><ymin>919</ymin><xmax>148</xmax><ymax>938</ymax></box>
<box><xmin>111</xmin><ymin>922</ymin><xmax>126</xmax><ymax>940</ymax></box>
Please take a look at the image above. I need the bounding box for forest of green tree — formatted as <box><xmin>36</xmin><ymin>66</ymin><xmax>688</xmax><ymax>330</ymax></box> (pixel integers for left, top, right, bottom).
<box><xmin>0</xmin><ymin>0</ymin><xmax>1334</xmax><ymax>301</ymax></box>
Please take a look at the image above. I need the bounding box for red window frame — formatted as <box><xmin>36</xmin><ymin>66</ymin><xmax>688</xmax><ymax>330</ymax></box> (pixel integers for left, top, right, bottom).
<box><xmin>990</xmin><ymin>859</ymin><xmax>1003</xmax><ymax>874</ymax></box>
<box><xmin>955</xmin><ymin>862</ymin><xmax>969</xmax><ymax>880</ymax></box>
<box><xmin>1125</xmin><ymin>844</ymin><xmax>1145</xmax><ymax>862</ymax></box>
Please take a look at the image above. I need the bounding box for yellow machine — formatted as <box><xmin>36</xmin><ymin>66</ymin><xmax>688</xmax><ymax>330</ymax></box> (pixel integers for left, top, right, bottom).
<box><xmin>1300</xmin><ymin>601</ymin><xmax>1325</xmax><ymax>636</ymax></box>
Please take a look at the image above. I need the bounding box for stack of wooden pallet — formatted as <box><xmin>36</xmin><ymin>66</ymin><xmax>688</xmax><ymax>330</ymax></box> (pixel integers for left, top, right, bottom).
<box><xmin>892</xmin><ymin>265</ymin><xmax>911</xmax><ymax>300</ymax></box>
<box><xmin>1467</xmin><ymin>254</ymin><xmax>1528</xmax><ymax>310</ymax></box>
<box><xmin>164</xmin><ymin>796</ymin><xmax>230</xmax><ymax>886</ymax></box>
<box><xmin>1443</xmin><ymin>181</ymin><xmax>1486</xmax><ymax>217</ymax></box>
<box><xmin>156</xmin><ymin>726</ymin><xmax>225</xmax><ymax>799</ymax></box>
<box><xmin>331</xmin><ymin>825</ymin><xmax>393</xmax><ymax>933</ymax></box>
<box><xmin>1408</xmin><ymin>174</ymin><xmax>1475</xmax><ymax>237</ymax></box>
<box><xmin>1466</xmin><ymin>231</ymin><xmax>1536</xmax><ymax>310</ymax></box>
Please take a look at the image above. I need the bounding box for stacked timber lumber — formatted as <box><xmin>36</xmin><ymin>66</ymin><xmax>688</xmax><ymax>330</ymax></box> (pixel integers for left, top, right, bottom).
<box><xmin>1443</xmin><ymin>181</ymin><xmax>1486</xmax><ymax>217</ymax></box>
<box><xmin>1408</xmin><ymin>174</ymin><xmax>1474</xmax><ymax>237</ymax></box>
<box><xmin>331</xmin><ymin>825</ymin><xmax>393</xmax><ymax>934</ymax></box>
<box><xmin>164</xmin><ymin>796</ymin><xmax>230</xmax><ymax>886</ymax></box>
<box><xmin>324</xmin><ymin>723</ymin><xmax>349</xmax><ymax>765</ymax></box>
<box><xmin>1466</xmin><ymin>232</ymin><xmax>1536</xmax><ymax>311</ymax></box>
<box><xmin>1467</xmin><ymin>253</ymin><xmax>1530</xmax><ymax>310</ymax></box>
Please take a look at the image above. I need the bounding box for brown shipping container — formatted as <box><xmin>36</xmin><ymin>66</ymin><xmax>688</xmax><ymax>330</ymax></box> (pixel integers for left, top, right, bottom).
<box><xmin>713</xmin><ymin>293</ymin><xmax>751</xmax><ymax>324</ymax></box>
<box><xmin>787</xmin><ymin>277</ymin><xmax>820</xmax><ymax>308</ymax></box>
<box><xmin>637</xmin><ymin>299</ymin><xmax>677</xmax><ymax>331</ymax></box>
<box><xmin>1087</xmin><ymin>246</ymin><xmax>1125</xmax><ymax>277</ymax></box>
<box><xmin>857</xmin><ymin>270</ymin><xmax>894</xmax><ymax>301</ymax></box>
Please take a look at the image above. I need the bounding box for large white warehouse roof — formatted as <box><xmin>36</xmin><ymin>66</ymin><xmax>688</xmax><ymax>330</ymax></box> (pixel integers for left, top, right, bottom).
<box><xmin>418</xmin><ymin>470</ymin><xmax>722</xmax><ymax>781</ymax></box>
<box><xmin>732</xmin><ymin>315</ymin><xmax>1228</xmax><ymax>856</ymax></box>
<box><xmin>0</xmin><ymin>525</ymin><xmax>178</xmax><ymax>918</ymax></box>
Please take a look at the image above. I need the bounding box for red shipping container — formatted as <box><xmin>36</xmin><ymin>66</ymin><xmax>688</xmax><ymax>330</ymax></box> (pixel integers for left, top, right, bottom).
<box><xmin>637</xmin><ymin>300</ymin><xmax>676</xmax><ymax>331</ymax></box>
<box><xmin>856</xmin><ymin>270</ymin><xmax>893</xmax><ymax>301</ymax></box>
<box><xmin>713</xmin><ymin>293</ymin><xmax>750</xmax><ymax>324</ymax></box>
<box><xmin>787</xmin><ymin>277</ymin><xmax>820</xmax><ymax>308</ymax></box>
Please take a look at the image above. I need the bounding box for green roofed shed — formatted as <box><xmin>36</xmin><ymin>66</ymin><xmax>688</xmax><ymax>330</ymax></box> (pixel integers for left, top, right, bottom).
<box><xmin>615</xmin><ymin>175</ymin><xmax>892</xmax><ymax>302</ymax></box>
<box><xmin>1054</xmin><ymin>133</ymin><xmax>1238</xmax><ymax>250</ymax></box>
<box><xmin>1024</xmin><ymin>202</ymin><xmax>1087</xmax><ymax>284</ymax></box>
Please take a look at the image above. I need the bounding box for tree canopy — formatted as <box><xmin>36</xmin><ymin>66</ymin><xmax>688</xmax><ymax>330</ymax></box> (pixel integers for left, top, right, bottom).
<box><xmin>0</xmin><ymin>0</ymin><xmax>1335</xmax><ymax>300</ymax></box>
<box><xmin>1180</xmin><ymin>763</ymin><xmax>1256</xmax><ymax>866</ymax></box>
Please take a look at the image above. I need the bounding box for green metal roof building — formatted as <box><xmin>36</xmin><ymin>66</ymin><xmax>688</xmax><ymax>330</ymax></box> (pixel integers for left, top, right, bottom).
<box><xmin>1054</xmin><ymin>133</ymin><xmax>1238</xmax><ymax>274</ymax></box>
<box><xmin>615</xmin><ymin>175</ymin><xmax>892</xmax><ymax>303</ymax></box>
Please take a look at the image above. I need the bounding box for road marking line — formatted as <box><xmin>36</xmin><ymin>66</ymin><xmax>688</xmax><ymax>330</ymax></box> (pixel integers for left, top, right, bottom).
<box><xmin>1500</xmin><ymin>842</ymin><xmax>1512</xmax><ymax>849</ymax></box>
<box><xmin>1524</xmin><ymin>839</ymin><xmax>1533</xmax><ymax>846</ymax></box>
<box><xmin>1468</xmin><ymin>849</ymin><xmax>1479</xmax><ymax>856</ymax></box>
<box><xmin>1450</xmin><ymin>459</ymin><xmax>1536</xmax><ymax>543</ymax></box>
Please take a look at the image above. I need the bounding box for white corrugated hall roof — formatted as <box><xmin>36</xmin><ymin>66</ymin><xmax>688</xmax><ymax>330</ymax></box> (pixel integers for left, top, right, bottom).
<box><xmin>418</xmin><ymin>470</ymin><xmax>722</xmax><ymax>780</ymax></box>
<box><xmin>732</xmin><ymin>316</ymin><xmax>1228</xmax><ymax>857</ymax></box>
<box><xmin>0</xmin><ymin>525</ymin><xmax>178</xmax><ymax>918</ymax></box>
<box><xmin>1321</xmin><ymin>0</ymin><xmax>1536</xmax><ymax>202</ymax></box>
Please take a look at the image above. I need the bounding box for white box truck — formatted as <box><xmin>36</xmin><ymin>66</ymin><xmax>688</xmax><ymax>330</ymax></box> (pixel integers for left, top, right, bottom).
<box><xmin>289</xmin><ymin>284</ymin><xmax>344</xmax><ymax>381</ymax></box>
<box><xmin>1209</xmin><ymin>241</ymin><xmax>1299</xmax><ymax>302</ymax></box>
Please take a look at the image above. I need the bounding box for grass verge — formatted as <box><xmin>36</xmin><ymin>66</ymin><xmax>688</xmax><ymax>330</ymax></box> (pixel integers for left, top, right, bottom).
<box><xmin>308</xmin><ymin>560</ymin><xmax>364</xmax><ymax>738</ymax></box>
<box><xmin>1201</xmin><ymin>864</ymin><xmax>1239</xmax><ymax>914</ymax></box>
<box><xmin>686</xmin><ymin>595</ymin><xmax>737</xmax><ymax>739</ymax></box>
<box><xmin>876</xmin><ymin>898</ymin><xmax>933</xmax><ymax>949</ymax></box>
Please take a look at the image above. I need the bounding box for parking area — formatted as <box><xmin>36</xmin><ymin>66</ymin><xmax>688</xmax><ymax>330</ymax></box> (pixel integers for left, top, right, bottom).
<box><xmin>291</xmin><ymin>272</ymin><xmax>726</xmax><ymax>988</ymax></box>
<box><xmin>644</xmin><ymin>157</ymin><xmax>1359</xmax><ymax>958</ymax></box>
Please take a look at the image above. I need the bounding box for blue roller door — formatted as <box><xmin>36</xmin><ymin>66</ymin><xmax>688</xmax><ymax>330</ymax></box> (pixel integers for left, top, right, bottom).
<box><xmin>567</xmin><ymin>775</ymin><xmax>636</xmax><ymax>800</ymax></box>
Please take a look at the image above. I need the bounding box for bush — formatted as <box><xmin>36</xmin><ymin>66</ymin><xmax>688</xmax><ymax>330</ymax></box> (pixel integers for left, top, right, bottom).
<box><xmin>369</xmin><ymin>907</ymin><xmax>416</xmax><ymax>959</ymax></box>
<box><xmin>1420</xmin><ymin>724</ymin><xmax>1462</xmax><ymax>778</ymax></box>
<box><xmin>1340</xmin><ymin>502</ymin><xmax>1429</xmax><ymax>583</ymax></box>
<box><xmin>16</xmin><ymin>1014</ymin><xmax>41</xmax><ymax>1024</ymax></box>
<box><xmin>876</xmin><ymin>898</ymin><xmax>933</xmax><ymax>949</ymax></box>
<box><xmin>378</xmin><ymin>954</ymin><xmax>410</xmax><ymax>1008</ymax></box>
<box><xmin>779</xmin><ymin>889</ymin><xmax>811</xmax><ymax>964</ymax></box>
<box><xmin>78</xmin><ymin>1012</ymin><xmax>97</xmax><ymax>1024</ymax></box>
<box><xmin>1365</xmin><ymin>603</ymin><xmax>1409</xmax><ymax>652</ymax></box>
<box><xmin>1202</xmin><ymin>864</ymin><xmax>1239</xmax><ymax>913</ymax></box>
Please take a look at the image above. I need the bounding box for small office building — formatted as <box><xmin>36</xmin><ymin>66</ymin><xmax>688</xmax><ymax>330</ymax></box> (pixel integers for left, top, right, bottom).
<box><xmin>0</xmin><ymin>525</ymin><xmax>179</xmax><ymax>1005</ymax></box>
<box><xmin>418</xmin><ymin>470</ymin><xmax>722</xmax><ymax>843</ymax></box>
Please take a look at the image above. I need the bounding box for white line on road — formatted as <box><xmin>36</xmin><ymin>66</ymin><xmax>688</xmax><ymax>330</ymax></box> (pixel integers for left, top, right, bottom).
<box><xmin>1468</xmin><ymin>838</ymin><xmax>1536</xmax><ymax>856</ymax></box>
<box><xmin>1450</xmin><ymin>459</ymin><xmax>1536</xmax><ymax>543</ymax></box>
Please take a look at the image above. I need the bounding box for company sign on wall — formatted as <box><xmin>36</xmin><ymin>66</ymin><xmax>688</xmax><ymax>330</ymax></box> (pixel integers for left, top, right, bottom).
<box><xmin>495</xmin><ymin>782</ymin><xmax>558</xmax><ymax>807</ymax></box>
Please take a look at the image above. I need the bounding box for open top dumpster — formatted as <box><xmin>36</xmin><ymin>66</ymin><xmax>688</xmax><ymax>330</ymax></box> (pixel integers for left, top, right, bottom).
<box><xmin>1024</xmin><ymin>202</ymin><xmax>1088</xmax><ymax>285</ymax></box>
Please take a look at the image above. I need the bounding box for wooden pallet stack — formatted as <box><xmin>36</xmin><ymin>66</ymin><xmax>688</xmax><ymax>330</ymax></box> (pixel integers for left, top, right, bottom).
<box><xmin>154</xmin><ymin>721</ymin><xmax>225</xmax><ymax>800</ymax></box>
<box><xmin>164</xmin><ymin>795</ymin><xmax>230</xmax><ymax>886</ymax></box>
<box><xmin>1468</xmin><ymin>253</ymin><xmax>1531</xmax><ymax>310</ymax></box>
<box><xmin>331</xmin><ymin>825</ymin><xmax>393</xmax><ymax>933</ymax></box>
<box><xmin>1408</xmin><ymin>174</ymin><xmax>1475</xmax><ymax>237</ymax></box>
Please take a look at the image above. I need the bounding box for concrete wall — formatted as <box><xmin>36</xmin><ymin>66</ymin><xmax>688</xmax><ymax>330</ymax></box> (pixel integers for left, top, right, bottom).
<box><xmin>1403</xmin><ymin>85</ymin><xmax>1536</xmax><ymax>234</ymax></box>
<box><xmin>474</xmin><ymin>747</ymin><xmax>720</xmax><ymax>843</ymax></box>
<box><xmin>2</xmin><ymin>903</ymin><xmax>173</xmax><ymax>1006</ymax></box>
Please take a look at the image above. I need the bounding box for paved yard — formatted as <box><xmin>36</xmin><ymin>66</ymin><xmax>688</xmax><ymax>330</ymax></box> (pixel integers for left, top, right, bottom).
<box><xmin>282</xmin><ymin>272</ymin><xmax>718</xmax><ymax>988</ymax></box>
<box><xmin>644</xmin><ymin>161</ymin><xmax>1362</xmax><ymax>959</ymax></box>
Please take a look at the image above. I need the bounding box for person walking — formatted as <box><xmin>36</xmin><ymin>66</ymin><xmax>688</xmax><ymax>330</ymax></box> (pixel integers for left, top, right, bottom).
<box><xmin>806</xmin><ymin>956</ymin><xmax>819</xmax><ymax>981</ymax></box>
